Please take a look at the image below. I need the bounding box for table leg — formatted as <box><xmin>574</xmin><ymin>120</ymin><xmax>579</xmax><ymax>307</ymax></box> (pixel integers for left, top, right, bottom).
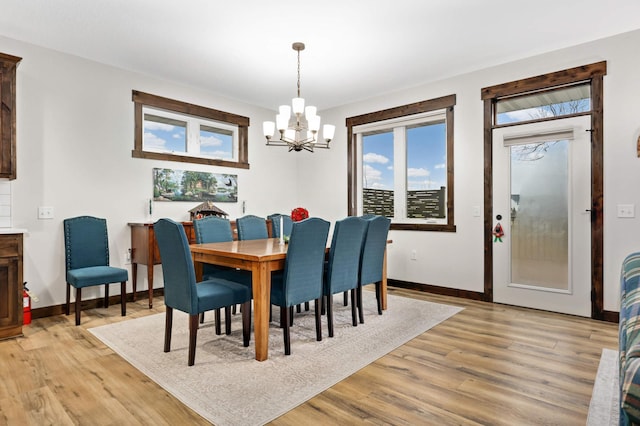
<box><xmin>147</xmin><ymin>264</ymin><xmax>154</xmax><ymax>309</ymax></box>
<box><xmin>381</xmin><ymin>248</ymin><xmax>388</xmax><ymax>310</ymax></box>
<box><xmin>253</xmin><ymin>262</ymin><xmax>270</xmax><ymax>361</ymax></box>
<box><xmin>132</xmin><ymin>263</ymin><xmax>138</xmax><ymax>301</ymax></box>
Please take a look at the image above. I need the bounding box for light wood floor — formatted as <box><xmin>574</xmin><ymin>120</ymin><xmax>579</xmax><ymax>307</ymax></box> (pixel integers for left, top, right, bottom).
<box><xmin>0</xmin><ymin>287</ymin><xmax>618</xmax><ymax>425</ymax></box>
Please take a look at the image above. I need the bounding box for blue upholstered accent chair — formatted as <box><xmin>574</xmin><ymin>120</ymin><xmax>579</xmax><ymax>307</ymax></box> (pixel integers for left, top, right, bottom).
<box><xmin>270</xmin><ymin>217</ymin><xmax>329</xmax><ymax>355</ymax></box>
<box><xmin>63</xmin><ymin>216</ymin><xmax>128</xmax><ymax>326</ymax></box>
<box><xmin>154</xmin><ymin>218</ymin><xmax>252</xmax><ymax>366</ymax></box>
<box><xmin>323</xmin><ymin>217</ymin><xmax>368</xmax><ymax>337</ymax></box>
<box><xmin>193</xmin><ymin>216</ymin><xmax>251</xmax><ymax>332</ymax></box>
<box><xmin>357</xmin><ymin>215</ymin><xmax>391</xmax><ymax>323</ymax></box>
<box><xmin>193</xmin><ymin>216</ymin><xmax>235</xmax><ymax>279</ymax></box>
<box><xmin>267</xmin><ymin>213</ymin><xmax>293</xmax><ymax>239</ymax></box>
<box><xmin>236</xmin><ymin>215</ymin><xmax>269</xmax><ymax>240</ymax></box>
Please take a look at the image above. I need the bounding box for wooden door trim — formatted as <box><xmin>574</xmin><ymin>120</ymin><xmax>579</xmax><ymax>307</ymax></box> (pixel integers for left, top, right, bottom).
<box><xmin>482</xmin><ymin>61</ymin><xmax>606</xmax><ymax>319</ymax></box>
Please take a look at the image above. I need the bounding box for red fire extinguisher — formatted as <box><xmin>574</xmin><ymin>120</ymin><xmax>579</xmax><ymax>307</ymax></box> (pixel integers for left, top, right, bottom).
<box><xmin>23</xmin><ymin>282</ymin><xmax>31</xmax><ymax>325</ymax></box>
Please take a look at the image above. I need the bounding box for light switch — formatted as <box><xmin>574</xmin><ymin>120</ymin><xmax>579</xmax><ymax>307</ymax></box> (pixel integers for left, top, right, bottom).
<box><xmin>617</xmin><ymin>204</ymin><xmax>635</xmax><ymax>218</ymax></box>
<box><xmin>38</xmin><ymin>206</ymin><xmax>54</xmax><ymax>219</ymax></box>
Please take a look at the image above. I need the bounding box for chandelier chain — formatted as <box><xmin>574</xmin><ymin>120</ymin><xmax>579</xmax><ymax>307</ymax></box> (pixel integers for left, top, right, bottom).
<box><xmin>297</xmin><ymin>48</ymin><xmax>301</xmax><ymax>98</ymax></box>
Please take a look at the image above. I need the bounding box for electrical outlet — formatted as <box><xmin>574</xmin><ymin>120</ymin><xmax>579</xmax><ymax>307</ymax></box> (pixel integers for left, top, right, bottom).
<box><xmin>124</xmin><ymin>248</ymin><xmax>132</xmax><ymax>265</ymax></box>
<box><xmin>37</xmin><ymin>206</ymin><xmax>54</xmax><ymax>219</ymax></box>
<box><xmin>472</xmin><ymin>206</ymin><xmax>481</xmax><ymax>217</ymax></box>
<box><xmin>410</xmin><ymin>249</ymin><xmax>417</xmax><ymax>260</ymax></box>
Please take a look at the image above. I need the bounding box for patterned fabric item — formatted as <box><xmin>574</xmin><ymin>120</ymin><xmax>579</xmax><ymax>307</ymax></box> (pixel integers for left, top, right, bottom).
<box><xmin>619</xmin><ymin>252</ymin><xmax>640</xmax><ymax>425</ymax></box>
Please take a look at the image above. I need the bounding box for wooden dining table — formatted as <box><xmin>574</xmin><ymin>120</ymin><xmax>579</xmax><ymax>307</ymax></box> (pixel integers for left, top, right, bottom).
<box><xmin>190</xmin><ymin>237</ymin><xmax>389</xmax><ymax>361</ymax></box>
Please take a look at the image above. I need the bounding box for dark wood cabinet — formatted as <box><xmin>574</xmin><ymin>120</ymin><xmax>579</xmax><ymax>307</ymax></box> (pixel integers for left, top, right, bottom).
<box><xmin>0</xmin><ymin>233</ymin><xmax>24</xmax><ymax>339</ymax></box>
<box><xmin>0</xmin><ymin>52</ymin><xmax>21</xmax><ymax>180</ymax></box>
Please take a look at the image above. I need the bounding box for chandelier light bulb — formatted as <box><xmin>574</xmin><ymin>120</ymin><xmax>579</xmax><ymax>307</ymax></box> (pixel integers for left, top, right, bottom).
<box><xmin>323</xmin><ymin>124</ymin><xmax>336</xmax><ymax>142</ymax></box>
<box><xmin>263</xmin><ymin>121</ymin><xmax>275</xmax><ymax>139</ymax></box>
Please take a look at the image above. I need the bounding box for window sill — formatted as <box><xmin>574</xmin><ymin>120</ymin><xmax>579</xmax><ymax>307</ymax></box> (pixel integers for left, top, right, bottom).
<box><xmin>131</xmin><ymin>149</ymin><xmax>250</xmax><ymax>170</ymax></box>
<box><xmin>390</xmin><ymin>223</ymin><xmax>456</xmax><ymax>233</ymax></box>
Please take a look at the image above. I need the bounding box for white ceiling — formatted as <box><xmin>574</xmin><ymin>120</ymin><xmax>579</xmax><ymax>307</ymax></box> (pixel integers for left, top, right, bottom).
<box><xmin>2</xmin><ymin>0</ymin><xmax>640</xmax><ymax>111</ymax></box>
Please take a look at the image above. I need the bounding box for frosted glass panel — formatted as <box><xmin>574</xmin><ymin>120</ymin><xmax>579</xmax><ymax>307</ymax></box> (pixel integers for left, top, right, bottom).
<box><xmin>510</xmin><ymin>140</ymin><xmax>568</xmax><ymax>290</ymax></box>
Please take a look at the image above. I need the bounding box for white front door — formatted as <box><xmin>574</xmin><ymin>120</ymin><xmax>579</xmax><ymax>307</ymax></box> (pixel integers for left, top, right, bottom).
<box><xmin>492</xmin><ymin>116</ymin><xmax>591</xmax><ymax>316</ymax></box>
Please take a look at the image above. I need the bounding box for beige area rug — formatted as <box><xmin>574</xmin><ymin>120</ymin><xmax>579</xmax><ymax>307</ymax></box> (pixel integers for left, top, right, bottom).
<box><xmin>587</xmin><ymin>348</ymin><xmax>619</xmax><ymax>426</ymax></box>
<box><xmin>89</xmin><ymin>292</ymin><xmax>462</xmax><ymax>426</ymax></box>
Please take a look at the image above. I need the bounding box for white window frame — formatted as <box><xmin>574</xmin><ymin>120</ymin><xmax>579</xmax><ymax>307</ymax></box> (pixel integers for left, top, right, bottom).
<box><xmin>142</xmin><ymin>106</ymin><xmax>239</xmax><ymax>161</ymax></box>
<box><xmin>354</xmin><ymin>110</ymin><xmax>448</xmax><ymax>225</ymax></box>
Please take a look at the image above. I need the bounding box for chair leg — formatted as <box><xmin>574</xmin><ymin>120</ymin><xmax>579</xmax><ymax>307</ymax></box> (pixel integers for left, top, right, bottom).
<box><xmin>188</xmin><ymin>314</ymin><xmax>199</xmax><ymax>366</ymax></box>
<box><xmin>357</xmin><ymin>285</ymin><xmax>364</xmax><ymax>324</ymax></box>
<box><xmin>327</xmin><ymin>294</ymin><xmax>334</xmax><ymax>338</ymax></box>
<box><xmin>296</xmin><ymin>304</ymin><xmax>301</xmax><ymax>313</ymax></box>
<box><xmin>305</xmin><ymin>301</ymin><xmax>310</xmax><ymax>311</ymax></box>
<box><xmin>241</xmin><ymin>301</ymin><xmax>251</xmax><ymax>347</ymax></box>
<box><xmin>215</xmin><ymin>309</ymin><xmax>222</xmax><ymax>335</ymax></box>
<box><xmin>289</xmin><ymin>306</ymin><xmax>294</xmax><ymax>326</ymax></box>
<box><xmin>282</xmin><ymin>306</ymin><xmax>291</xmax><ymax>355</ymax></box>
<box><xmin>104</xmin><ymin>283</ymin><xmax>109</xmax><ymax>308</ymax></box>
<box><xmin>375</xmin><ymin>282</ymin><xmax>382</xmax><ymax>315</ymax></box>
<box><xmin>120</xmin><ymin>281</ymin><xmax>126</xmax><ymax>317</ymax></box>
<box><xmin>351</xmin><ymin>289</ymin><xmax>358</xmax><ymax>327</ymax></box>
<box><xmin>225</xmin><ymin>306</ymin><xmax>232</xmax><ymax>335</ymax></box>
<box><xmin>164</xmin><ymin>307</ymin><xmax>173</xmax><ymax>353</ymax></box>
<box><xmin>65</xmin><ymin>283</ymin><xmax>71</xmax><ymax>316</ymax></box>
<box><xmin>314</xmin><ymin>298</ymin><xmax>322</xmax><ymax>342</ymax></box>
<box><xmin>343</xmin><ymin>291</ymin><xmax>348</xmax><ymax>306</ymax></box>
<box><xmin>321</xmin><ymin>295</ymin><xmax>326</xmax><ymax>315</ymax></box>
<box><xmin>232</xmin><ymin>304</ymin><xmax>237</xmax><ymax>315</ymax></box>
<box><xmin>75</xmin><ymin>287</ymin><xmax>82</xmax><ymax>326</ymax></box>
<box><xmin>200</xmin><ymin>312</ymin><xmax>205</xmax><ymax>324</ymax></box>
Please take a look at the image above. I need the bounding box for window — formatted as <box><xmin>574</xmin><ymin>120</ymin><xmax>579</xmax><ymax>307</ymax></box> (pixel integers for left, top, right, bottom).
<box><xmin>347</xmin><ymin>95</ymin><xmax>456</xmax><ymax>232</ymax></box>
<box><xmin>495</xmin><ymin>83</ymin><xmax>591</xmax><ymax>125</ymax></box>
<box><xmin>132</xmin><ymin>91</ymin><xmax>250</xmax><ymax>169</ymax></box>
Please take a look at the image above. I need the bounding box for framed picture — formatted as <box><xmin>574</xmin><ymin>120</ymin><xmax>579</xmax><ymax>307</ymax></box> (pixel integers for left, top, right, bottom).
<box><xmin>153</xmin><ymin>168</ymin><xmax>237</xmax><ymax>202</ymax></box>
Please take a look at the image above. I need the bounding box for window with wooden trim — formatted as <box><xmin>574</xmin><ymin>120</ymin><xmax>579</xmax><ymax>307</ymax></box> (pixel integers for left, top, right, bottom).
<box><xmin>347</xmin><ymin>95</ymin><xmax>456</xmax><ymax>232</ymax></box>
<box><xmin>132</xmin><ymin>91</ymin><xmax>250</xmax><ymax>169</ymax></box>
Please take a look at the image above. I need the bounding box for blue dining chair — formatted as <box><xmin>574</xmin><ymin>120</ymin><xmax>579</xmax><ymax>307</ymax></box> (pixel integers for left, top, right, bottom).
<box><xmin>64</xmin><ymin>216</ymin><xmax>128</xmax><ymax>326</ymax></box>
<box><xmin>323</xmin><ymin>216</ymin><xmax>368</xmax><ymax>337</ymax></box>
<box><xmin>236</xmin><ymin>215</ymin><xmax>269</xmax><ymax>240</ymax></box>
<box><xmin>267</xmin><ymin>213</ymin><xmax>293</xmax><ymax>239</ymax></box>
<box><xmin>193</xmin><ymin>216</ymin><xmax>251</xmax><ymax>332</ymax></box>
<box><xmin>270</xmin><ymin>217</ymin><xmax>330</xmax><ymax>355</ymax></box>
<box><xmin>357</xmin><ymin>215</ymin><xmax>391</xmax><ymax>323</ymax></box>
<box><xmin>154</xmin><ymin>218</ymin><xmax>252</xmax><ymax>366</ymax></box>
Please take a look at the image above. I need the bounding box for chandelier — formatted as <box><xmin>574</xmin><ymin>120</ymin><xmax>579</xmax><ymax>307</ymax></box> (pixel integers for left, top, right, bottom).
<box><xmin>263</xmin><ymin>42</ymin><xmax>335</xmax><ymax>152</ymax></box>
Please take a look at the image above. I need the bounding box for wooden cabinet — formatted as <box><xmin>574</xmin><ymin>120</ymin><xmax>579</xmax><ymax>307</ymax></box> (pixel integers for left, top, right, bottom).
<box><xmin>0</xmin><ymin>233</ymin><xmax>23</xmax><ymax>339</ymax></box>
<box><xmin>0</xmin><ymin>53</ymin><xmax>21</xmax><ymax>180</ymax></box>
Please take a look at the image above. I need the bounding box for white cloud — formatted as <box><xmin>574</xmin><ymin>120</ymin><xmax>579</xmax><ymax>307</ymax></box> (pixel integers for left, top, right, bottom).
<box><xmin>370</xmin><ymin>182</ymin><xmax>387</xmax><ymax>189</ymax></box>
<box><xmin>363</xmin><ymin>152</ymin><xmax>389</xmax><ymax>164</ymax></box>
<box><xmin>408</xmin><ymin>179</ymin><xmax>438</xmax><ymax>190</ymax></box>
<box><xmin>434</xmin><ymin>163</ymin><xmax>446</xmax><ymax>169</ymax></box>
<box><xmin>363</xmin><ymin>164</ymin><xmax>383</xmax><ymax>181</ymax></box>
<box><xmin>200</xmin><ymin>135</ymin><xmax>223</xmax><ymax>147</ymax></box>
<box><xmin>387</xmin><ymin>165</ymin><xmax>394</xmax><ymax>170</ymax></box>
<box><xmin>144</xmin><ymin>132</ymin><xmax>167</xmax><ymax>149</ymax></box>
<box><xmin>407</xmin><ymin>167</ymin><xmax>430</xmax><ymax>177</ymax></box>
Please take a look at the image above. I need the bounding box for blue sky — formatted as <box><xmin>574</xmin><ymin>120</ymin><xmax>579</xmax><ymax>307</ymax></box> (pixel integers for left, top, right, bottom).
<box><xmin>363</xmin><ymin>122</ymin><xmax>446</xmax><ymax>191</ymax></box>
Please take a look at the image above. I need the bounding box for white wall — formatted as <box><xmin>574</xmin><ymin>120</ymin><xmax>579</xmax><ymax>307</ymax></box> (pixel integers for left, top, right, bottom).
<box><xmin>306</xmin><ymin>29</ymin><xmax>640</xmax><ymax>313</ymax></box>
<box><xmin>4</xmin><ymin>29</ymin><xmax>640</xmax><ymax>314</ymax></box>
<box><xmin>0</xmin><ymin>36</ymin><xmax>301</xmax><ymax>308</ymax></box>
